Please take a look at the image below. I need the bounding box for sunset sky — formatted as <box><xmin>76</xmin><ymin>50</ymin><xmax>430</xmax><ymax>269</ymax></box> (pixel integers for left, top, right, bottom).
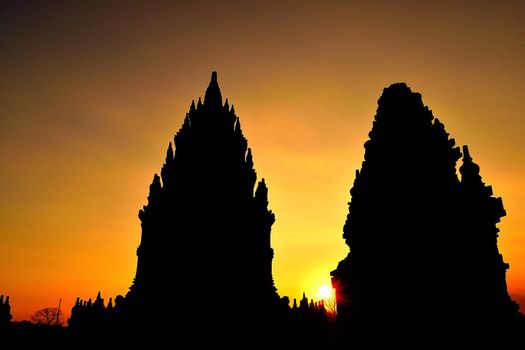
<box><xmin>1</xmin><ymin>1</ymin><xmax>524</xmax><ymax>321</ymax></box>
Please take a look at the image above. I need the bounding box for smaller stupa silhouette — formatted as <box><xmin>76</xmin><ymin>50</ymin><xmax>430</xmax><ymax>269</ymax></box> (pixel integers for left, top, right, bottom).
<box><xmin>331</xmin><ymin>83</ymin><xmax>524</xmax><ymax>347</ymax></box>
<box><xmin>0</xmin><ymin>295</ymin><xmax>12</xmax><ymax>326</ymax></box>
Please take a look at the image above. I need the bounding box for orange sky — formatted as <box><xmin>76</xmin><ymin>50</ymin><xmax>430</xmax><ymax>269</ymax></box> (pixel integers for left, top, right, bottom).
<box><xmin>1</xmin><ymin>1</ymin><xmax>524</xmax><ymax>321</ymax></box>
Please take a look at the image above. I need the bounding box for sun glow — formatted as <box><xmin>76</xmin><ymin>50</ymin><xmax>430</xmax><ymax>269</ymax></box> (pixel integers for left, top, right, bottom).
<box><xmin>317</xmin><ymin>285</ymin><xmax>333</xmax><ymax>300</ymax></box>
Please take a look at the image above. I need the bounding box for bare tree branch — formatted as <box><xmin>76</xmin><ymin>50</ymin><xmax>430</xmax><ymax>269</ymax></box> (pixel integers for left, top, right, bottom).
<box><xmin>30</xmin><ymin>307</ymin><xmax>64</xmax><ymax>326</ymax></box>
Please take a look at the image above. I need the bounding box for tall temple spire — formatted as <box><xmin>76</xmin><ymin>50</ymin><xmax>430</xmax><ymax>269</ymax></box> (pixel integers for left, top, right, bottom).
<box><xmin>331</xmin><ymin>82</ymin><xmax>523</xmax><ymax>347</ymax></box>
<box><xmin>204</xmin><ymin>71</ymin><xmax>223</xmax><ymax>108</ymax></box>
<box><xmin>123</xmin><ymin>72</ymin><xmax>283</xmax><ymax>346</ymax></box>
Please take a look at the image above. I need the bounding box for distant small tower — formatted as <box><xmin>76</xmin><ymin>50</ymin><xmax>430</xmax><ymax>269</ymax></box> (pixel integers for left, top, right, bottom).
<box><xmin>458</xmin><ymin>145</ymin><xmax>519</xmax><ymax>317</ymax></box>
<box><xmin>0</xmin><ymin>295</ymin><xmax>13</xmax><ymax>326</ymax></box>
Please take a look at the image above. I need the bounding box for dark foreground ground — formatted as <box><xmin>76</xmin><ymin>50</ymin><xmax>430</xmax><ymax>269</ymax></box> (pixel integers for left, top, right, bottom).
<box><xmin>2</xmin><ymin>320</ymin><xmax>525</xmax><ymax>350</ymax></box>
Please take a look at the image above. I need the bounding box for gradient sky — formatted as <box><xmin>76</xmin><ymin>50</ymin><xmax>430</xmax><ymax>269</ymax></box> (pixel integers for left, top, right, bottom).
<box><xmin>1</xmin><ymin>1</ymin><xmax>524</xmax><ymax>321</ymax></box>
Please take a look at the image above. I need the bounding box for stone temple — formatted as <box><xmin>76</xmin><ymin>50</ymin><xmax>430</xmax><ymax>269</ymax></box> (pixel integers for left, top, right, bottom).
<box><xmin>331</xmin><ymin>83</ymin><xmax>523</xmax><ymax>346</ymax></box>
<box><xmin>125</xmin><ymin>72</ymin><xmax>285</xmax><ymax>343</ymax></box>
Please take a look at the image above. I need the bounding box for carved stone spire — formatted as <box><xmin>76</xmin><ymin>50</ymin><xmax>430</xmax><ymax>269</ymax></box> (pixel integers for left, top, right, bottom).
<box><xmin>459</xmin><ymin>145</ymin><xmax>482</xmax><ymax>186</ymax></box>
<box><xmin>255</xmin><ymin>178</ymin><xmax>270</xmax><ymax>208</ymax></box>
<box><xmin>165</xmin><ymin>142</ymin><xmax>174</xmax><ymax>163</ymax></box>
<box><xmin>331</xmin><ymin>83</ymin><xmax>523</xmax><ymax>346</ymax></box>
<box><xmin>204</xmin><ymin>71</ymin><xmax>222</xmax><ymax>108</ymax></box>
<box><xmin>126</xmin><ymin>72</ymin><xmax>283</xmax><ymax>344</ymax></box>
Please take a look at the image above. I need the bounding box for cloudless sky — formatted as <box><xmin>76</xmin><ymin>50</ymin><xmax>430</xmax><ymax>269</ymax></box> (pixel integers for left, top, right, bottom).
<box><xmin>1</xmin><ymin>1</ymin><xmax>524</xmax><ymax>321</ymax></box>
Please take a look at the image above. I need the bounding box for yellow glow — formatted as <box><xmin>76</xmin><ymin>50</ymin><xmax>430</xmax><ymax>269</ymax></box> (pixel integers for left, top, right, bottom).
<box><xmin>1</xmin><ymin>2</ymin><xmax>525</xmax><ymax>321</ymax></box>
<box><xmin>317</xmin><ymin>285</ymin><xmax>333</xmax><ymax>300</ymax></box>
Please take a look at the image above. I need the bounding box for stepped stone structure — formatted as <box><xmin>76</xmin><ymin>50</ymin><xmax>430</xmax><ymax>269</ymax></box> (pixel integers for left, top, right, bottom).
<box><xmin>331</xmin><ymin>83</ymin><xmax>523</xmax><ymax>345</ymax></box>
<box><xmin>125</xmin><ymin>72</ymin><xmax>283</xmax><ymax>340</ymax></box>
<box><xmin>0</xmin><ymin>295</ymin><xmax>12</xmax><ymax>326</ymax></box>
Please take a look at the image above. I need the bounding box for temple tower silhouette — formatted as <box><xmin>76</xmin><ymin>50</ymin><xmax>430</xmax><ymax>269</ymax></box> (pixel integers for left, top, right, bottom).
<box><xmin>331</xmin><ymin>83</ymin><xmax>523</xmax><ymax>345</ymax></box>
<box><xmin>126</xmin><ymin>72</ymin><xmax>282</xmax><ymax>341</ymax></box>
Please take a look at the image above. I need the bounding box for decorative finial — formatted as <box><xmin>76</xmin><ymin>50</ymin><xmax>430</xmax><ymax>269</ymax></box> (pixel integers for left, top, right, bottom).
<box><xmin>459</xmin><ymin>144</ymin><xmax>481</xmax><ymax>182</ymax></box>
<box><xmin>235</xmin><ymin>117</ymin><xmax>241</xmax><ymax>133</ymax></box>
<box><xmin>166</xmin><ymin>142</ymin><xmax>174</xmax><ymax>162</ymax></box>
<box><xmin>204</xmin><ymin>71</ymin><xmax>223</xmax><ymax>108</ymax></box>
<box><xmin>246</xmin><ymin>148</ymin><xmax>253</xmax><ymax>168</ymax></box>
<box><xmin>462</xmin><ymin>145</ymin><xmax>472</xmax><ymax>162</ymax></box>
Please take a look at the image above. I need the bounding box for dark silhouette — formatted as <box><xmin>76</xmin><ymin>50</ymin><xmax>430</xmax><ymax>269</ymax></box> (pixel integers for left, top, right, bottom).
<box><xmin>3</xmin><ymin>298</ymin><xmax>69</xmax><ymax>350</ymax></box>
<box><xmin>331</xmin><ymin>83</ymin><xmax>525</xmax><ymax>348</ymax></box>
<box><xmin>30</xmin><ymin>307</ymin><xmax>63</xmax><ymax>326</ymax></box>
<box><xmin>7</xmin><ymin>77</ymin><xmax>525</xmax><ymax>349</ymax></box>
<box><xmin>68</xmin><ymin>292</ymin><xmax>112</xmax><ymax>331</ymax></box>
<box><xmin>0</xmin><ymin>295</ymin><xmax>13</xmax><ymax>327</ymax></box>
<box><xmin>291</xmin><ymin>292</ymin><xmax>330</xmax><ymax>325</ymax></box>
<box><xmin>67</xmin><ymin>72</ymin><xmax>290</xmax><ymax>348</ymax></box>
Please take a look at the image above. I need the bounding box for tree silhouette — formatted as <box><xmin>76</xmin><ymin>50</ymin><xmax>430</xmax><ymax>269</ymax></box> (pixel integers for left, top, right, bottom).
<box><xmin>30</xmin><ymin>307</ymin><xmax>63</xmax><ymax>326</ymax></box>
<box><xmin>322</xmin><ymin>290</ymin><xmax>337</xmax><ymax>319</ymax></box>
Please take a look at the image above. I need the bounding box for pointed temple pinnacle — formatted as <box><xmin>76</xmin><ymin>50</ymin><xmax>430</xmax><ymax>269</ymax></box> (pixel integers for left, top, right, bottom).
<box><xmin>204</xmin><ymin>71</ymin><xmax>223</xmax><ymax>108</ymax></box>
<box><xmin>166</xmin><ymin>142</ymin><xmax>174</xmax><ymax>162</ymax></box>
<box><xmin>462</xmin><ymin>145</ymin><xmax>472</xmax><ymax>162</ymax></box>
<box><xmin>460</xmin><ymin>144</ymin><xmax>481</xmax><ymax>180</ymax></box>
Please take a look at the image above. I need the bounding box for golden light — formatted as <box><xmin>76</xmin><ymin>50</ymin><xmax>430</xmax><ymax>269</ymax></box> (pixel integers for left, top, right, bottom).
<box><xmin>317</xmin><ymin>285</ymin><xmax>333</xmax><ymax>300</ymax></box>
